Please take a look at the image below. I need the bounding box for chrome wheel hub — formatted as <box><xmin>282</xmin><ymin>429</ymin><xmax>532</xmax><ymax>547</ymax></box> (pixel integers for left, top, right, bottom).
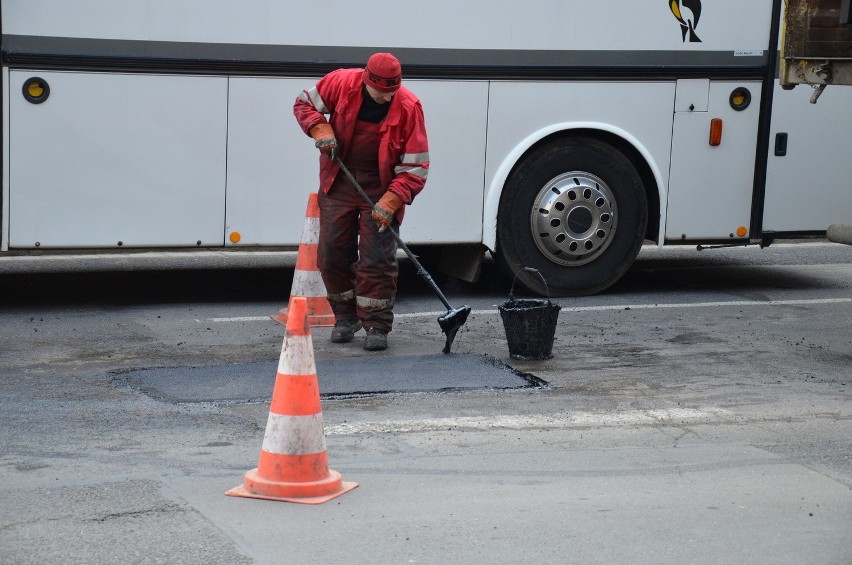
<box><xmin>530</xmin><ymin>171</ymin><xmax>617</xmax><ymax>266</ymax></box>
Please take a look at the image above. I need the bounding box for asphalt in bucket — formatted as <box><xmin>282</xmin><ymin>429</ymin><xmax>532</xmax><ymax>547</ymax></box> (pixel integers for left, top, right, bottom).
<box><xmin>118</xmin><ymin>353</ymin><xmax>546</xmax><ymax>403</ymax></box>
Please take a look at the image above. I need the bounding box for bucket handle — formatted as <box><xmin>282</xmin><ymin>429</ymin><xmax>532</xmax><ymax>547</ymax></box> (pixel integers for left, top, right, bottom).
<box><xmin>509</xmin><ymin>267</ymin><xmax>552</xmax><ymax>302</ymax></box>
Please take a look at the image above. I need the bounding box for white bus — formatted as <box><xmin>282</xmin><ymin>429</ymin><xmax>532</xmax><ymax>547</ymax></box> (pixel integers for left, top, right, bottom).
<box><xmin>2</xmin><ymin>0</ymin><xmax>851</xmax><ymax>296</ymax></box>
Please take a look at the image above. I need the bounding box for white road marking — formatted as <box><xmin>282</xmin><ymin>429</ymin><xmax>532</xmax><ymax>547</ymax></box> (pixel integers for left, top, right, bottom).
<box><xmin>325</xmin><ymin>407</ymin><xmax>731</xmax><ymax>435</ymax></box>
<box><xmin>207</xmin><ymin>316</ymin><xmax>273</xmax><ymax>322</ymax></box>
<box><xmin>206</xmin><ymin>297</ymin><xmax>851</xmax><ymax>323</ymax></box>
<box><xmin>396</xmin><ymin>297</ymin><xmax>852</xmax><ymax>319</ymax></box>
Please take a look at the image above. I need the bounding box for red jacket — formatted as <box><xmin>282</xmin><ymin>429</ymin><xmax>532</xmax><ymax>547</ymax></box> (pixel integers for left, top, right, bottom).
<box><xmin>294</xmin><ymin>68</ymin><xmax>429</xmax><ymax>222</ymax></box>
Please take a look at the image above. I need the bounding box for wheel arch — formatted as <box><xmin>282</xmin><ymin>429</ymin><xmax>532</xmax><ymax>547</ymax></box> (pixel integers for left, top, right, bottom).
<box><xmin>483</xmin><ymin>124</ymin><xmax>663</xmax><ymax>252</ymax></box>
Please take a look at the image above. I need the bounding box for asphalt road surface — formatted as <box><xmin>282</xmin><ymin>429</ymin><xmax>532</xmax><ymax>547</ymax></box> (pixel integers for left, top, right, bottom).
<box><xmin>1</xmin><ymin>241</ymin><xmax>850</xmax><ymax>564</ymax></box>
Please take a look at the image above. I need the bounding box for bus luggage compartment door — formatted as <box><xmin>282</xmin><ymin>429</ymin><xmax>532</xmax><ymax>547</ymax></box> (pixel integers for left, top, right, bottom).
<box><xmin>8</xmin><ymin>71</ymin><xmax>228</xmax><ymax>249</ymax></box>
<box><xmin>665</xmin><ymin>80</ymin><xmax>762</xmax><ymax>241</ymax></box>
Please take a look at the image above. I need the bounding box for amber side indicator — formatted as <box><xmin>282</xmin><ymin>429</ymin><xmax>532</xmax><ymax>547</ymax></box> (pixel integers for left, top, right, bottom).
<box><xmin>709</xmin><ymin>118</ymin><xmax>723</xmax><ymax>146</ymax></box>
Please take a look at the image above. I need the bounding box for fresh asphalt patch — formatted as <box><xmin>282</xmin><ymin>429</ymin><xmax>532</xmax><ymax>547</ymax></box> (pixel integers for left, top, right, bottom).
<box><xmin>117</xmin><ymin>354</ymin><xmax>546</xmax><ymax>403</ymax></box>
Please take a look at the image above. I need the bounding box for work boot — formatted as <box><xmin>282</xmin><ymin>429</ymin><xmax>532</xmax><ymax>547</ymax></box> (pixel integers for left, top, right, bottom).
<box><xmin>330</xmin><ymin>320</ymin><xmax>362</xmax><ymax>343</ymax></box>
<box><xmin>364</xmin><ymin>327</ymin><xmax>389</xmax><ymax>351</ymax></box>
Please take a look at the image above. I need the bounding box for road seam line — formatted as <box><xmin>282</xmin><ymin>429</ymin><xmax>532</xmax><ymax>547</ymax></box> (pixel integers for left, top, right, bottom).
<box><xmin>205</xmin><ymin>297</ymin><xmax>851</xmax><ymax>322</ymax></box>
<box><xmin>394</xmin><ymin>297</ymin><xmax>852</xmax><ymax>319</ymax></box>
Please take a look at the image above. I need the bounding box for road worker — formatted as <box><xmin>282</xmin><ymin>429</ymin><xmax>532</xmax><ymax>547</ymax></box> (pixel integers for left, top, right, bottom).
<box><xmin>294</xmin><ymin>53</ymin><xmax>429</xmax><ymax>351</ymax></box>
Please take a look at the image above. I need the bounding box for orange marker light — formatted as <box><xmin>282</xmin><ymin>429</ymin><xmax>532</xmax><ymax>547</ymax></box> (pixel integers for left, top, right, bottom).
<box><xmin>27</xmin><ymin>82</ymin><xmax>45</xmax><ymax>98</ymax></box>
<box><xmin>229</xmin><ymin>231</ymin><xmax>241</xmax><ymax>243</ymax></box>
<box><xmin>23</xmin><ymin>77</ymin><xmax>50</xmax><ymax>104</ymax></box>
<box><xmin>736</xmin><ymin>226</ymin><xmax>748</xmax><ymax>237</ymax></box>
<box><xmin>729</xmin><ymin>87</ymin><xmax>752</xmax><ymax>111</ymax></box>
<box><xmin>709</xmin><ymin>118</ymin><xmax>723</xmax><ymax>146</ymax></box>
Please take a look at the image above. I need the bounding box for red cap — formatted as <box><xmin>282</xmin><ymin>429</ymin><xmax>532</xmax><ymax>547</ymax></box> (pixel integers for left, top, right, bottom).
<box><xmin>363</xmin><ymin>53</ymin><xmax>402</xmax><ymax>93</ymax></box>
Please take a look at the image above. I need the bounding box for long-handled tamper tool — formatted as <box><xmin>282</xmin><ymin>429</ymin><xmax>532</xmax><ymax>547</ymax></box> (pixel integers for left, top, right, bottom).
<box><xmin>334</xmin><ymin>157</ymin><xmax>471</xmax><ymax>353</ymax></box>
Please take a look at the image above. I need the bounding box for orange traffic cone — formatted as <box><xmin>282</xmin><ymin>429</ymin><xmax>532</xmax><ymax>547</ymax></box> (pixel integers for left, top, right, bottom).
<box><xmin>227</xmin><ymin>296</ymin><xmax>357</xmax><ymax>504</ymax></box>
<box><xmin>273</xmin><ymin>192</ymin><xmax>335</xmax><ymax>327</ymax></box>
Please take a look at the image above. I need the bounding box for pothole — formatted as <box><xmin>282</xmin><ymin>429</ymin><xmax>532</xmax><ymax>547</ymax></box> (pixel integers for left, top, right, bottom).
<box><xmin>116</xmin><ymin>353</ymin><xmax>547</xmax><ymax>403</ymax></box>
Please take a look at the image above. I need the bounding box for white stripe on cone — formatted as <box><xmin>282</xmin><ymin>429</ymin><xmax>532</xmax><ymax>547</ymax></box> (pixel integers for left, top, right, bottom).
<box><xmin>289</xmin><ymin>269</ymin><xmax>326</xmax><ymax>298</ymax></box>
<box><xmin>261</xmin><ymin>413</ymin><xmax>327</xmax><ymax>455</ymax></box>
<box><xmin>301</xmin><ymin>217</ymin><xmax>319</xmax><ymax>243</ymax></box>
<box><xmin>277</xmin><ymin>334</ymin><xmax>317</xmax><ymax>376</ymax></box>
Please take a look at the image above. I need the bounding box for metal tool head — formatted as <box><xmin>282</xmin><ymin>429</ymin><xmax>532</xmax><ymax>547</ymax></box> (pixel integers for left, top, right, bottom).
<box><xmin>438</xmin><ymin>305</ymin><xmax>472</xmax><ymax>354</ymax></box>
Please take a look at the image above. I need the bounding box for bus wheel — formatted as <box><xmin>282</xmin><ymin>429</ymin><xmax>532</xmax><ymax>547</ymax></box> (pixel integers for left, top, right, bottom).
<box><xmin>497</xmin><ymin>137</ymin><xmax>648</xmax><ymax>296</ymax></box>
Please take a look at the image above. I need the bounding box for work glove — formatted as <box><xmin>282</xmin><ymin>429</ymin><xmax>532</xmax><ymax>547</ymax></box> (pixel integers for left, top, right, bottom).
<box><xmin>309</xmin><ymin>123</ymin><xmax>338</xmax><ymax>160</ymax></box>
<box><xmin>372</xmin><ymin>191</ymin><xmax>404</xmax><ymax>233</ymax></box>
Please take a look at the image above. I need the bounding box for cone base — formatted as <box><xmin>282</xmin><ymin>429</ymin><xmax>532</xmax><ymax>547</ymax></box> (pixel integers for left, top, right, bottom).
<box><xmin>226</xmin><ymin>480</ymin><xmax>358</xmax><ymax>505</ymax></box>
<box><xmin>272</xmin><ymin>309</ymin><xmax>335</xmax><ymax>328</ymax></box>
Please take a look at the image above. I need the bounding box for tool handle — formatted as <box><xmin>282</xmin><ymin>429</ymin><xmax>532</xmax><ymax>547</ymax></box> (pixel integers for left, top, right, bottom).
<box><xmin>334</xmin><ymin>157</ymin><xmax>453</xmax><ymax>311</ymax></box>
<box><xmin>509</xmin><ymin>267</ymin><xmax>552</xmax><ymax>301</ymax></box>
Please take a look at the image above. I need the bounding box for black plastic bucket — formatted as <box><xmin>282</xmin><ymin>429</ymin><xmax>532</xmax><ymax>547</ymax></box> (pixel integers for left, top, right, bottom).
<box><xmin>498</xmin><ymin>268</ymin><xmax>561</xmax><ymax>360</ymax></box>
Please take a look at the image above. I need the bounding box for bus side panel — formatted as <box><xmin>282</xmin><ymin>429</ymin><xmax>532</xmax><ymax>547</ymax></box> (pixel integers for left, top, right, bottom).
<box><xmin>1</xmin><ymin>1</ymin><xmax>773</xmax><ymax>52</ymax></box>
<box><xmin>226</xmin><ymin>77</ymin><xmax>322</xmax><ymax>246</ymax></box>
<box><xmin>665</xmin><ymin>80</ymin><xmax>763</xmax><ymax>240</ymax></box>
<box><xmin>398</xmin><ymin>80</ymin><xmax>489</xmax><ymax>244</ymax></box>
<box><xmin>763</xmin><ymin>83</ymin><xmax>852</xmax><ymax>232</ymax></box>
<box><xmin>8</xmin><ymin>71</ymin><xmax>228</xmax><ymax>248</ymax></box>
<box><xmin>225</xmin><ymin>78</ymin><xmax>489</xmax><ymax>246</ymax></box>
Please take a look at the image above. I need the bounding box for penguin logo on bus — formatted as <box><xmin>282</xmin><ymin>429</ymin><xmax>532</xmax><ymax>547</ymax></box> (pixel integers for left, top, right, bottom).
<box><xmin>670</xmin><ymin>0</ymin><xmax>702</xmax><ymax>43</ymax></box>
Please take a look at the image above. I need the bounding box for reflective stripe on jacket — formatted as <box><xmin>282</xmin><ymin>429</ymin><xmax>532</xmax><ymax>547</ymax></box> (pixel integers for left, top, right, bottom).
<box><xmin>293</xmin><ymin>68</ymin><xmax>429</xmax><ymax>223</ymax></box>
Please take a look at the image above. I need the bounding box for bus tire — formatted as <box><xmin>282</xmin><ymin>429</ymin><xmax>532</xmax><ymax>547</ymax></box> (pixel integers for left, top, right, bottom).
<box><xmin>497</xmin><ymin>137</ymin><xmax>648</xmax><ymax>296</ymax></box>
